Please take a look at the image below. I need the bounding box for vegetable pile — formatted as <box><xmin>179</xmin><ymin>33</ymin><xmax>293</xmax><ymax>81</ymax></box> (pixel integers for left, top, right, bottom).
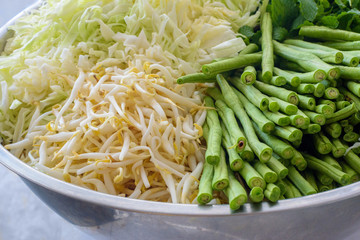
<box><xmin>0</xmin><ymin>0</ymin><xmax>261</xmax><ymax>203</ymax></box>
<box><xmin>177</xmin><ymin>6</ymin><xmax>360</xmax><ymax>210</ymax></box>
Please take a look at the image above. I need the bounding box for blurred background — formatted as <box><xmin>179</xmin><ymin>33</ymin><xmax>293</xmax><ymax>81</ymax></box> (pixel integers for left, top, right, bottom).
<box><xmin>0</xmin><ymin>1</ymin><xmax>90</xmax><ymax>239</ymax></box>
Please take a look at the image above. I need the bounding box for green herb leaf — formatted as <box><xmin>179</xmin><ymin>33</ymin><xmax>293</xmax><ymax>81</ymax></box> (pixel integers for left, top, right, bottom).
<box><xmin>298</xmin><ymin>0</ymin><xmax>318</xmax><ymax>21</ymax></box>
<box><xmin>271</xmin><ymin>0</ymin><xmax>299</xmax><ymax>28</ymax></box>
<box><xmin>238</xmin><ymin>25</ymin><xmax>255</xmax><ymax>39</ymax></box>
<box><xmin>273</xmin><ymin>27</ymin><xmax>288</xmax><ymax>42</ymax></box>
<box><xmin>319</xmin><ymin>15</ymin><xmax>339</xmax><ymax>28</ymax></box>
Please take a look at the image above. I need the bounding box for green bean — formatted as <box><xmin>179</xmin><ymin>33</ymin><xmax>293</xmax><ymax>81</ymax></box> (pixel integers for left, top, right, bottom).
<box><xmin>225</xmin><ymin>168</ymin><xmax>248</xmax><ymax>210</ymax></box>
<box><xmin>267</xmin><ymin>97</ymin><xmax>281</xmax><ymax>112</ymax></box>
<box><xmin>287</xmin><ymin>70</ymin><xmax>326</xmax><ymax>83</ymax></box>
<box><xmin>322</xmin><ymin>155</ymin><xmax>342</xmax><ymax>170</ymax></box>
<box><xmin>270</xmin><ymin>97</ymin><xmax>298</xmax><ymax>115</ymax></box>
<box><xmin>303</xmin><ymin>153</ymin><xmax>350</xmax><ymax>185</ymax></box>
<box><xmin>253</xmin><ymin>80</ymin><xmax>299</xmax><ymax>105</ymax></box>
<box><xmin>215</xmin><ymin>100</ymin><xmax>247</xmax><ymax>152</ymax></box>
<box><xmin>249</xmin><ymin>186</ymin><xmax>264</xmax><ymax>203</ymax></box>
<box><xmin>239</xmin><ymin>161</ymin><xmax>267</xmax><ymax>189</ymax></box>
<box><xmin>303</xmin><ymin>111</ymin><xmax>326</xmax><ymax>125</ymax></box>
<box><xmin>299</xmin><ymin>25</ymin><xmax>360</xmax><ymax>41</ymax></box>
<box><xmin>348</xmin><ymin>113</ymin><xmax>360</xmax><ymax>126</ymax></box>
<box><xmin>216</xmin><ymin>74</ymin><xmax>272</xmax><ymax>163</ymax></box>
<box><xmin>344</xmin><ymin>125</ymin><xmax>354</xmax><ymax>134</ymax></box>
<box><xmin>263</xmin><ymin>110</ymin><xmax>290</xmax><ymax>126</ymax></box>
<box><xmin>253</xmin><ymin>123</ymin><xmax>295</xmax><ymax>159</ymax></box>
<box><xmin>324</xmin><ymin>87</ymin><xmax>340</xmax><ymax>100</ymax></box>
<box><xmin>261</xmin><ymin>12</ymin><xmax>274</xmax><ymax>81</ymax></box>
<box><xmin>273</xmin><ymin>40</ymin><xmax>340</xmax><ymax>80</ymax></box>
<box><xmin>312</xmin><ymin>83</ymin><xmax>326</xmax><ymax>98</ymax></box>
<box><xmin>336</xmin><ymin>142</ymin><xmax>360</xmax><ymax>174</ymax></box>
<box><xmin>284</xmin><ymin>41</ymin><xmax>343</xmax><ymax>64</ymax></box>
<box><xmin>304</xmin><ymin>170</ymin><xmax>319</xmax><ymax>192</ymax></box>
<box><xmin>302</xmin><ymin>124</ymin><xmax>321</xmax><ymax>134</ymax></box>
<box><xmin>273</xmin><ymin>67</ymin><xmax>301</xmax><ymax>87</ymax></box>
<box><xmin>264</xmin><ymin>183</ymin><xmax>281</xmax><ymax>202</ymax></box>
<box><xmin>241</xmin><ymin>66</ymin><xmax>257</xmax><ymax>85</ymax></box>
<box><xmin>339</xmin><ymin>162</ymin><xmax>360</xmax><ymax>183</ymax></box>
<box><xmin>204</xmin><ymin>96</ymin><xmax>222</xmax><ymax>165</ymax></box>
<box><xmin>177</xmin><ymin>73</ymin><xmax>217</xmax><ymax>84</ymax></box>
<box><xmin>290</xmin><ymin>84</ymin><xmax>315</xmax><ymax>94</ymax></box>
<box><xmin>206</xmin><ymin>87</ymin><xmax>225</xmax><ymax>102</ymax></box>
<box><xmin>339</xmin><ymin>87</ymin><xmax>360</xmax><ymax>110</ymax></box>
<box><xmin>267</xmin><ymin>156</ymin><xmax>289</xmax><ymax>179</ymax></box>
<box><xmin>313</xmin><ymin>132</ymin><xmax>333</xmax><ymax>155</ymax></box>
<box><xmin>315</xmin><ymin>104</ymin><xmax>335</xmax><ymax>117</ymax></box>
<box><xmin>202</xmin><ymin>53</ymin><xmax>262</xmax><ymax>75</ymax></box>
<box><xmin>212</xmin><ymin>148</ymin><xmax>229</xmax><ymax>190</ymax></box>
<box><xmin>275</xmin><ymin>179</ymin><xmax>287</xmax><ymax>196</ymax></box>
<box><xmin>321</xmin><ymin>41</ymin><xmax>360</xmax><ymax>51</ymax></box>
<box><xmin>326</xmin><ymin>103</ymin><xmax>358</xmax><ymax>124</ymax></box>
<box><xmin>338</xmin><ymin>66</ymin><xmax>360</xmax><ymax>80</ymax></box>
<box><xmin>240</xmin><ymin>43</ymin><xmax>260</xmax><ymax>55</ymax></box>
<box><xmin>336</xmin><ymin>101</ymin><xmax>351</xmax><ymax>110</ymax></box>
<box><xmin>287</xmin><ymin>165</ymin><xmax>317</xmax><ymax>195</ymax></box>
<box><xmin>254</xmin><ymin>161</ymin><xmax>278</xmax><ymax>184</ymax></box>
<box><xmin>273</xmin><ymin>125</ymin><xmax>303</xmax><ymax>142</ymax></box>
<box><xmin>294</xmin><ymin>109</ymin><xmax>311</xmax><ymax>129</ymax></box>
<box><xmin>298</xmin><ymin>94</ymin><xmax>316</xmax><ymax>111</ymax></box>
<box><xmin>197</xmin><ymin>161</ymin><xmax>214</xmax><ymax>204</ymax></box>
<box><xmin>340</xmin><ymin>120</ymin><xmax>349</xmax><ymax>127</ymax></box>
<box><xmin>289</xmin><ymin>114</ymin><xmax>307</xmax><ymax>129</ymax></box>
<box><xmin>221</xmin><ymin>124</ymin><xmax>244</xmax><ymax>171</ymax></box>
<box><xmin>346</xmin><ymin>81</ymin><xmax>360</xmax><ymax>97</ymax></box>
<box><xmin>341</xmin><ymin>55</ymin><xmax>359</xmax><ymax>67</ymax></box>
<box><xmin>318</xmin><ymin>99</ymin><xmax>336</xmax><ymax>112</ymax></box>
<box><xmin>233</xmin><ymin>88</ymin><xmax>275</xmax><ymax>133</ymax></box>
<box><xmin>317</xmin><ymin>173</ymin><xmax>334</xmax><ymax>186</ymax></box>
<box><xmin>343</xmin><ymin>132</ymin><xmax>360</xmax><ymax>143</ymax></box>
<box><xmin>230</xmin><ymin>77</ymin><xmax>269</xmax><ymax>111</ymax></box>
<box><xmin>324</xmin><ymin>123</ymin><xmax>342</xmax><ymax>138</ymax></box>
<box><xmin>283</xmin><ymin>179</ymin><xmax>303</xmax><ymax>198</ymax></box>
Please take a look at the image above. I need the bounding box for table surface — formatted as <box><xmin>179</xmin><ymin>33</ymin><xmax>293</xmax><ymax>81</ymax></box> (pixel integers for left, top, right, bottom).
<box><xmin>1</xmin><ymin>2</ymin><xmax>360</xmax><ymax>240</ymax></box>
<box><xmin>0</xmin><ymin>1</ymin><xmax>90</xmax><ymax>240</ymax></box>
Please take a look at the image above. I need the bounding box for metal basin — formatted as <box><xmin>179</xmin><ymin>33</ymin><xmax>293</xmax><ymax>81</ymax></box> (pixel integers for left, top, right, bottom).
<box><xmin>1</xmin><ymin>3</ymin><xmax>360</xmax><ymax>239</ymax></box>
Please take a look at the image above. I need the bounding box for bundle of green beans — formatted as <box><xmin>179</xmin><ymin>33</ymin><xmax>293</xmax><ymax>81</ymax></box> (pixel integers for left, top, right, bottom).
<box><xmin>178</xmin><ymin>18</ymin><xmax>360</xmax><ymax>210</ymax></box>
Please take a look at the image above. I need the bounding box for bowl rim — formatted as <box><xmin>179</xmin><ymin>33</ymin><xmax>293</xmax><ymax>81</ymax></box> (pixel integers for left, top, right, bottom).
<box><xmin>1</xmin><ymin>0</ymin><xmax>360</xmax><ymax>217</ymax></box>
<box><xmin>2</xmin><ymin>144</ymin><xmax>360</xmax><ymax>217</ymax></box>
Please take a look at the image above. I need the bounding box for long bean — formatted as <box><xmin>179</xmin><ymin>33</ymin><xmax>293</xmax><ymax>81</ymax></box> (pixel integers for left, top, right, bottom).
<box><xmin>215</xmin><ymin>100</ymin><xmax>247</xmax><ymax>152</ymax></box>
<box><xmin>231</xmin><ymin>77</ymin><xmax>269</xmax><ymax>111</ymax></box>
<box><xmin>313</xmin><ymin>132</ymin><xmax>333</xmax><ymax>155</ymax></box>
<box><xmin>261</xmin><ymin>12</ymin><xmax>274</xmax><ymax>81</ymax></box>
<box><xmin>202</xmin><ymin>53</ymin><xmax>262</xmax><ymax>75</ymax></box>
<box><xmin>249</xmin><ymin>187</ymin><xmax>264</xmax><ymax>203</ymax></box>
<box><xmin>267</xmin><ymin>156</ymin><xmax>289</xmax><ymax>179</ymax></box>
<box><xmin>239</xmin><ymin>161</ymin><xmax>267</xmax><ymax>189</ymax></box>
<box><xmin>273</xmin><ymin>67</ymin><xmax>301</xmax><ymax>87</ymax></box>
<box><xmin>253</xmin><ymin>80</ymin><xmax>299</xmax><ymax>105</ymax></box>
<box><xmin>212</xmin><ymin>148</ymin><xmax>229</xmax><ymax>190</ymax></box>
<box><xmin>270</xmin><ymin>97</ymin><xmax>298</xmax><ymax>115</ymax></box>
<box><xmin>221</xmin><ymin>124</ymin><xmax>244</xmax><ymax>171</ymax></box>
<box><xmin>254</xmin><ymin>161</ymin><xmax>278</xmax><ymax>184</ymax></box>
<box><xmin>324</xmin><ymin>123</ymin><xmax>342</xmax><ymax>138</ymax></box>
<box><xmin>204</xmin><ymin>96</ymin><xmax>222</xmax><ymax>165</ymax></box>
<box><xmin>197</xmin><ymin>161</ymin><xmax>214</xmax><ymax>204</ymax></box>
<box><xmin>217</xmin><ymin>74</ymin><xmax>272</xmax><ymax>162</ymax></box>
<box><xmin>287</xmin><ymin>166</ymin><xmax>317</xmax><ymax>195</ymax></box>
<box><xmin>303</xmin><ymin>153</ymin><xmax>350</xmax><ymax>185</ymax></box>
<box><xmin>225</xmin><ymin>168</ymin><xmax>248</xmax><ymax>210</ymax></box>
<box><xmin>326</xmin><ymin>103</ymin><xmax>358</xmax><ymax>124</ymax></box>
<box><xmin>299</xmin><ymin>25</ymin><xmax>360</xmax><ymax>41</ymax></box>
<box><xmin>264</xmin><ymin>183</ymin><xmax>281</xmax><ymax>202</ymax></box>
<box><xmin>253</xmin><ymin>123</ymin><xmax>295</xmax><ymax>159</ymax></box>
<box><xmin>241</xmin><ymin>66</ymin><xmax>257</xmax><ymax>85</ymax></box>
<box><xmin>233</xmin><ymin>88</ymin><xmax>275</xmax><ymax>133</ymax></box>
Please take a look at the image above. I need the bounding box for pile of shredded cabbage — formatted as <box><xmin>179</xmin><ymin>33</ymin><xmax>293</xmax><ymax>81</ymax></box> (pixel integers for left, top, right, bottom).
<box><xmin>1</xmin><ymin>0</ymin><xmax>260</xmax><ymax>203</ymax></box>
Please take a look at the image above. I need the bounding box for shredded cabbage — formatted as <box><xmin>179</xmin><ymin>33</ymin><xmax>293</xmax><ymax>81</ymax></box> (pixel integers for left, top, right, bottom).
<box><xmin>1</xmin><ymin>0</ymin><xmax>260</xmax><ymax>203</ymax></box>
